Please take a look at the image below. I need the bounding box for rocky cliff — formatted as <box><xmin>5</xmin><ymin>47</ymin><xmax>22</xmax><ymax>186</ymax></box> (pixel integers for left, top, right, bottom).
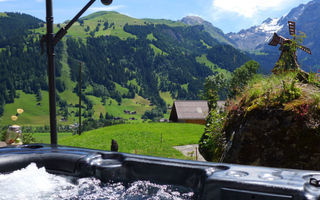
<box><xmin>200</xmin><ymin>72</ymin><xmax>320</xmax><ymax>170</ymax></box>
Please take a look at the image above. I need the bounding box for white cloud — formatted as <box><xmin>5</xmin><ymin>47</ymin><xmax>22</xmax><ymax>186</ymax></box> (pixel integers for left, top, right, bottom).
<box><xmin>89</xmin><ymin>5</ymin><xmax>124</xmax><ymax>12</ymax></box>
<box><xmin>212</xmin><ymin>0</ymin><xmax>288</xmax><ymax>18</ymax></box>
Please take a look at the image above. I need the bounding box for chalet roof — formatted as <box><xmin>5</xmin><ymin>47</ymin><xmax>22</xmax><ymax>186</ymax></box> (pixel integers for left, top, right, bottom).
<box><xmin>174</xmin><ymin>100</ymin><xmax>209</xmax><ymax>120</ymax></box>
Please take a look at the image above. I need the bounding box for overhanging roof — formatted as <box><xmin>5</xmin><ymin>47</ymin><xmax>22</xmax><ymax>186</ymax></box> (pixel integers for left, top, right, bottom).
<box><xmin>174</xmin><ymin>100</ymin><xmax>209</xmax><ymax>120</ymax></box>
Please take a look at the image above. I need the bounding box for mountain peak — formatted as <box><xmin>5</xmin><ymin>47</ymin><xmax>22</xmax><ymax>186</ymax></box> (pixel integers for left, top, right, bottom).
<box><xmin>262</xmin><ymin>18</ymin><xmax>273</xmax><ymax>24</ymax></box>
<box><xmin>180</xmin><ymin>16</ymin><xmax>234</xmax><ymax>45</ymax></box>
<box><xmin>180</xmin><ymin>16</ymin><xmax>205</xmax><ymax>25</ymax></box>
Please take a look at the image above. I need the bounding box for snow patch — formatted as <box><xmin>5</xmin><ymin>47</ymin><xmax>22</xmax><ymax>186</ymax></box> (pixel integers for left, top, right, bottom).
<box><xmin>257</xmin><ymin>18</ymin><xmax>283</xmax><ymax>34</ymax></box>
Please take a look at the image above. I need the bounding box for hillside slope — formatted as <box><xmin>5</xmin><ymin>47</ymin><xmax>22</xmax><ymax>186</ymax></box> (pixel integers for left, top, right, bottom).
<box><xmin>0</xmin><ymin>11</ymin><xmax>250</xmax><ymax>126</ymax></box>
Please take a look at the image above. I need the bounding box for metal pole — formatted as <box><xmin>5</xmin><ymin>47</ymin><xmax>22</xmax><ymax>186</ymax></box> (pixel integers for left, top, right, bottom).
<box><xmin>45</xmin><ymin>0</ymin><xmax>112</xmax><ymax>145</ymax></box>
<box><xmin>46</xmin><ymin>0</ymin><xmax>57</xmax><ymax>145</ymax></box>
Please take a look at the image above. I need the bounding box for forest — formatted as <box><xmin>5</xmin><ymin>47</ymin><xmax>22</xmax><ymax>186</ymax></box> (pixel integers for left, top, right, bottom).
<box><xmin>0</xmin><ymin>12</ymin><xmax>251</xmax><ymax>120</ymax></box>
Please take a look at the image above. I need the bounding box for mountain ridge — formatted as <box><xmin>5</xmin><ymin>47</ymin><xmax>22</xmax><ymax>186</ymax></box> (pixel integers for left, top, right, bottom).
<box><xmin>228</xmin><ymin>0</ymin><xmax>320</xmax><ymax>72</ymax></box>
<box><xmin>179</xmin><ymin>16</ymin><xmax>234</xmax><ymax>46</ymax></box>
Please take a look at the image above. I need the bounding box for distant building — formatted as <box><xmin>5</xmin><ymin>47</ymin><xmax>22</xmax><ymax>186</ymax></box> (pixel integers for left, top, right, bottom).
<box><xmin>169</xmin><ymin>100</ymin><xmax>209</xmax><ymax>125</ymax></box>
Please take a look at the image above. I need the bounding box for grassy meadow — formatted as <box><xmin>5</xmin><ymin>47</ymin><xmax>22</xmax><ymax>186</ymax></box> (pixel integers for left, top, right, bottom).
<box><xmin>33</xmin><ymin>123</ymin><xmax>205</xmax><ymax>160</ymax></box>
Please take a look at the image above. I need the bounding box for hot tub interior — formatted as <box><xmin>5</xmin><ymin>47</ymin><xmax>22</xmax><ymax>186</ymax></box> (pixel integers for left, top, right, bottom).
<box><xmin>0</xmin><ymin>144</ymin><xmax>320</xmax><ymax>200</ymax></box>
<box><xmin>0</xmin><ymin>163</ymin><xmax>195</xmax><ymax>200</ymax></box>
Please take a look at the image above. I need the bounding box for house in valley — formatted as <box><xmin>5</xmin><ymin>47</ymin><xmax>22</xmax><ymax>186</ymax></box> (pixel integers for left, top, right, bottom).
<box><xmin>169</xmin><ymin>100</ymin><xmax>209</xmax><ymax>125</ymax></box>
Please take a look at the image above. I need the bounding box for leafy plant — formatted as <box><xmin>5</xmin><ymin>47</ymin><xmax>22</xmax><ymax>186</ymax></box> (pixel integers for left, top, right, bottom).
<box><xmin>277</xmin><ymin>79</ymin><xmax>301</xmax><ymax>104</ymax></box>
<box><xmin>202</xmin><ymin>71</ymin><xmax>228</xmax><ymax>109</ymax></box>
<box><xmin>199</xmin><ymin>110</ymin><xmax>226</xmax><ymax>161</ymax></box>
<box><xmin>22</xmin><ymin>132</ymin><xmax>35</xmax><ymax>144</ymax></box>
<box><xmin>229</xmin><ymin>60</ymin><xmax>260</xmax><ymax>98</ymax></box>
<box><xmin>308</xmin><ymin>72</ymin><xmax>320</xmax><ymax>88</ymax></box>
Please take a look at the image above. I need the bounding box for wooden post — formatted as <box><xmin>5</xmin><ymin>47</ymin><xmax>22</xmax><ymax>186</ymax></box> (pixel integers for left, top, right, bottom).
<box><xmin>196</xmin><ymin>147</ymin><xmax>198</xmax><ymax>161</ymax></box>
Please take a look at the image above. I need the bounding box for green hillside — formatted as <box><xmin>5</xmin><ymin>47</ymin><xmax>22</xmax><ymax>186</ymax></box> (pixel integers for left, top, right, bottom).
<box><xmin>1</xmin><ymin>90</ymin><xmax>49</xmax><ymax>125</ymax></box>
<box><xmin>0</xmin><ymin>12</ymin><xmax>250</xmax><ymax>127</ymax></box>
<box><xmin>34</xmin><ymin>123</ymin><xmax>204</xmax><ymax>159</ymax></box>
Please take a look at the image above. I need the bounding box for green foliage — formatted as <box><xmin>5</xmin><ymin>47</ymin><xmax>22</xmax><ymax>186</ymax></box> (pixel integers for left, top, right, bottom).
<box><xmin>0</xmin><ymin>127</ymin><xmax>6</xmax><ymax>141</ymax></box>
<box><xmin>233</xmin><ymin>72</ymin><xmax>307</xmax><ymax>112</ymax></box>
<box><xmin>22</xmin><ymin>132</ymin><xmax>35</xmax><ymax>144</ymax></box>
<box><xmin>0</xmin><ymin>13</ymin><xmax>42</xmax><ymax>47</ymax></box>
<box><xmin>274</xmin><ymin>31</ymin><xmax>306</xmax><ymax>72</ymax></box>
<box><xmin>308</xmin><ymin>72</ymin><xmax>320</xmax><ymax>88</ymax></box>
<box><xmin>207</xmin><ymin>45</ymin><xmax>251</xmax><ymax>72</ymax></box>
<box><xmin>203</xmin><ymin>71</ymin><xmax>228</xmax><ymax>109</ymax></box>
<box><xmin>277</xmin><ymin>79</ymin><xmax>301</xmax><ymax>104</ymax></box>
<box><xmin>199</xmin><ymin>110</ymin><xmax>226</xmax><ymax>161</ymax></box>
<box><xmin>141</xmin><ymin>108</ymin><xmax>164</xmax><ymax>121</ymax></box>
<box><xmin>311</xmin><ymin>93</ymin><xmax>320</xmax><ymax>107</ymax></box>
<box><xmin>229</xmin><ymin>60</ymin><xmax>260</xmax><ymax>98</ymax></box>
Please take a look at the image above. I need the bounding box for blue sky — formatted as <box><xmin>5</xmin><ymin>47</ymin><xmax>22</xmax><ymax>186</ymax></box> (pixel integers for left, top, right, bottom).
<box><xmin>0</xmin><ymin>0</ymin><xmax>313</xmax><ymax>33</ymax></box>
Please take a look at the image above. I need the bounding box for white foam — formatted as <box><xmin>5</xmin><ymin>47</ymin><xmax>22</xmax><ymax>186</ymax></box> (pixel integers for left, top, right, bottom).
<box><xmin>0</xmin><ymin>163</ymin><xmax>194</xmax><ymax>200</ymax></box>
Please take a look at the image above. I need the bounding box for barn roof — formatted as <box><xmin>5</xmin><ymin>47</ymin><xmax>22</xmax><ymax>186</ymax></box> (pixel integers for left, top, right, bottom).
<box><xmin>173</xmin><ymin>100</ymin><xmax>209</xmax><ymax>120</ymax></box>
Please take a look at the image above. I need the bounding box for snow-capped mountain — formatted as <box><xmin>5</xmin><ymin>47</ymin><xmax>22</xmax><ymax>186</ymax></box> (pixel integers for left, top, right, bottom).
<box><xmin>228</xmin><ymin>0</ymin><xmax>318</xmax><ymax>52</ymax></box>
<box><xmin>229</xmin><ymin>0</ymin><xmax>320</xmax><ymax>72</ymax></box>
<box><xmin>179</xmin><ymin>0</ymin><xmax>320</xmax><ymax>72</ymax></box>
<box><xmin>227</xmin><ymin>18</ymin><xmax>284</xmax><ymax>51</ymax></box>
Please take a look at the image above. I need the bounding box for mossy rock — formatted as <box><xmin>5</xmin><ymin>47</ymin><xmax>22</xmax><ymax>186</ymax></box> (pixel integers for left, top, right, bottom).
<box><xmin>220</xmin><ymin>80</ymin><xmax>320</xmax><ymax>170</ymax></box>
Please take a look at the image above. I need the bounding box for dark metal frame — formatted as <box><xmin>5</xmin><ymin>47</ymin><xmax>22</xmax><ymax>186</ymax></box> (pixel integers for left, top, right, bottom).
<box><xmin>45</xmin><ymin>0</ymin><xmax>108</xmax><ymax>145</ymax></box>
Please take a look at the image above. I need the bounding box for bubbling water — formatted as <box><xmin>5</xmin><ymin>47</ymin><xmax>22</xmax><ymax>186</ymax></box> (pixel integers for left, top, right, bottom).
<box><xmin>0</xmin><ymin>163</ymin><xmax>194</xmax><ymax>200</ymax></box>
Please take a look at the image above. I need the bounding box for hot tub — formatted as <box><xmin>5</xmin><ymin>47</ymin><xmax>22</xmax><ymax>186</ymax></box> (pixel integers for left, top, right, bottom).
<box><xmin>0</xmin><ymin>144</ymin><xmax>319</xmax><ymax>199</ymax></box>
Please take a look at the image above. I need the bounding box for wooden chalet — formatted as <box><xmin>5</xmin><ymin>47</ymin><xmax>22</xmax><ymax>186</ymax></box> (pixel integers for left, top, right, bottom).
<box><xmin>169</xmin><ymin>100</ymin><xmax>209</xmax><ymax>125</ymax></box>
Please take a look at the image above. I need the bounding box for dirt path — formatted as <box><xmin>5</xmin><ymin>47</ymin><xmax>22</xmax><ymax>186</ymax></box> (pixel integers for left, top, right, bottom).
<box><xmin>174</xmin><ymin>144</ymin><xmax>206</xmax><ymax>161</ymax></box>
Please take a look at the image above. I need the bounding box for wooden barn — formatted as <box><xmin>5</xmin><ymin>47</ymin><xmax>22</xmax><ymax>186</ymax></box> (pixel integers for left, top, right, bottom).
<box><xmin>169</xmin><ymin>100</ymin><xmax>209</xmax><ymax>125</ymax></box>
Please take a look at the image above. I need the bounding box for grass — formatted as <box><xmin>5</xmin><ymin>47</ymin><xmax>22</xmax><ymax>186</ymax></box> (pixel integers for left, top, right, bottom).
<box><xmin>33</xmin><ymin>11</ymin><xmax>141</xmax><ymax>40</ymax></box>
<box><xmin>1</xmin><ymin>90</ymin><xmax>50</xmax><ymax>126</ymax></box>
<box><xmin>143</xmin><ymin>19</ymin><xmax>186</xmax><ymax>27</ymax></box>
<box><xmin>181</xmin><ymin>84</ymin><xmax>188</xmax><ymax>92</ymax></box>
<box><xmin>127</xmin><ymin>79</ymin><xmax>141</xmax><ymax>91</ymax></box>
<box><xmin>147</xmin><ymin>33</ymin><xmax>157</xmax><ymax>41</ymax></box>
<box><xmin>0</xmin><ymin>13</ymin><xmax>8</xmax><ymax>17</ymax></box>
<box><xmin>34</xmin><ymin>132</ymin><xmax>73</xmax><ymax>144</ymax></box>
<box><xmin>230</xmin><ymin>72</ymin><xmax>320</xmax><ymax>113</ymax></box>
<box><xmin>114</xmin><ymin>82</ymin><xmax>129</xmax><ymax>95</ymax></box>
<box><xmin>149</xmin><ymin>44</ymin><xmax>168</xmax><ymax>56</ymax></box>
<box><xmin>196</xmin><ymin>54</ymin><xmax>231</xmax><ymax>78</ymax></box>
<box><xmin>33</xmin><ymin>123</ymin><xmax>205</xmax><ymax>159</ymax></box>
<box><xmin>83</xmin><ymin>93</ymin><xmax>154</xmax><ymax>121</ymax></box>
<box><xmin>104</xmin><ymin>95</ymin><xmax>154</xmax><ymax>121</ymax></box>
<box><xmin>58</xmin><ymin>41</ymin><xmax>78</xmax><ymax>105</ymax></box>
<box><xmin>69</xmin><ymin>11</ymin><xmax>142</xmax><ymax>40</ymax></box>
<box><xmin>200</xmin><ymin>39</ymin><xmax>212</xmax><ymax>49</ymax></box>
<box><xmin>160</xmin><ymin>91</ymin><xmax>174</xmax><ymax>106</ymax></box>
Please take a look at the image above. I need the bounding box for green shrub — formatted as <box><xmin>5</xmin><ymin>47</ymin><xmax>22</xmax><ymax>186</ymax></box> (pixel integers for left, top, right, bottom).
<box><xmin>199</xmin><ymin>110</ymin><xmax>226</xmax><ymax>161</ymax></box>
<box><xmin>22</xmin><ymin>132</ymin><xmax>35</xmax><ymax>144</ymax></box>
<box><xmin>277</xmin><ymin>79</ymin><xmax>301</xmax><ymax>104</ymax></box>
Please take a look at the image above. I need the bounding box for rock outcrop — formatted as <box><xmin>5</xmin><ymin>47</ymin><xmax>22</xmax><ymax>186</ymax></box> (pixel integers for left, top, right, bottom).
<box><xmin>221</xmin><ymin>106</ymin><xmax>320</xmax><ymax>170</ymax></box>
<box><xmin>201</xmin><ymin>73</ymin><xmax>320</xmax><ymax>170</ymax></box>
